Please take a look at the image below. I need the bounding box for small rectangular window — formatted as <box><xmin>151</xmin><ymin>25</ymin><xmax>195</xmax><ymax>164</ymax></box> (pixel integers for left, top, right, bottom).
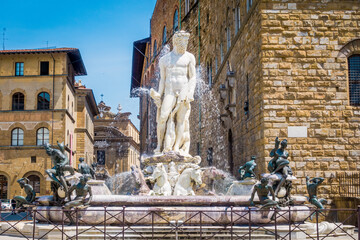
<box><xmin>97</xmin><ymin>150</ymin><xmax>105</xmax><ymax>165</ymax></box>
<box><xmin>207</xmin><ymin>147</ymin><xmax>213</xmax><ymax>166</ymax></box>
<box><xmin>15</xmin><ymin>62</ymin><xmax>24</xmax><ymax>76</ymax></box>
<box><xmin>220</xmin><ymin>43</ymin><xmax>224</xmax><ymax>63</ymax></box>
<box><xmin>227</xmin><ymin>28</ymin><xmax>231</xmax><ymax>51</ymax></box>
<box><xmin>40</xmin><ymin>61</ymin><xmax>49</xmax><ymax>75</ymax></box>
<box><xmin>235</xmin><ymin>7</ymin><xmax>241</xmax><ymax>33</ymax></box>
<box><xmin>196</xmin><ymin>142</ymin><xmax>200</xmax><ymax>155</ymax></box>
<box><xmin>31</xmin><ymin>156</ymin><xmax>36</xmax><ymax>163</ymax></box>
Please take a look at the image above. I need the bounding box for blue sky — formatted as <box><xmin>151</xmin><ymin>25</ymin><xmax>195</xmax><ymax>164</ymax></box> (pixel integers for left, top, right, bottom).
<box><xmin>1</xmin><ymin>0</ymin><xmax>157</xmax><ymax>129</ymax></box>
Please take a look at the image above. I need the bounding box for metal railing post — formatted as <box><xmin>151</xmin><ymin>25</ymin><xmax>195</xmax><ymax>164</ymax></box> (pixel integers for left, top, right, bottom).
<box><xmin>289</xmin><ymin>206</ymin><xmax>291</xmax><ymax>240</ymax></box>
<box><xmin>123</xmin><ymin>206</ymin><xmax>125</xmax><ymax>240</ymax></box>
<box><xmin>274</xmin><ymin>208</ymin><xmax>278</xmax><ymax>240</ymax></box>
<box><xmin>357</xmin><ymin>206</ymin><xmax>360</xmax><ymax>240</ymax></box>
<box><xmin>230</xmin><ymin>206</ymin><xmax>233</xmax><ymax>240</ymax></box>
<box><xmin>104</xmin><ymin>206</ymin><xmax>107</xmax><ymax>239</ymax></box>
<box><xmin>152</xmin><ymin>211</ymin><xmax>154</xmax><ymax>239</ymax></box>
<box><xmin>76</xmin><ymin>208</ymin><xmax>79</xmax><ymax>240</ymax></box>
<box><xmin>200</xmin><ymin>211</ymin><xmax>202</xmax><ymax>239</ymax></box>
<box><xmin>61</xmin><ymin>207</ymin><xmax>65</xmax><ymax>240</ymax></box>
<box><xmin>316</xmin><ymin>209</ymin><xmax>319</xmax><ymax>240</ymax></box>
<box><xmin>248</xmin><ymin>208</ymin><xmax>251</xmax><ymax>240</ymax></box>
<box><xmin>32</xmin><ymin>209</ymin><xmax>36</xmax><ymax>240</ymax></box>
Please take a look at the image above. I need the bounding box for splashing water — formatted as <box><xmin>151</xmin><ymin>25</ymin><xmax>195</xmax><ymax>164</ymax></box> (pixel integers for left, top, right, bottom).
<box><xmin>193</xmin><ymin>66</ymin><xmax>228</xmax><ymax>171</ymax></box>
<box><xmin>94</xmin><ymin>140</ymin><xmax>110</xmax><ymax>148</ymax></box>
<box><xmin>201</xmin><ymin>167</ymin><xmax>236</xmax><ymax>195</ymax></box>
<box><xmin>106</xmin><ymin>171</ymin><xmax>137</xmax><ymax>195</ymax></box>
<box><xmin>131</xmin><ymin>87</ymin><xmax>150</xmax><ymax>97</ymax></box>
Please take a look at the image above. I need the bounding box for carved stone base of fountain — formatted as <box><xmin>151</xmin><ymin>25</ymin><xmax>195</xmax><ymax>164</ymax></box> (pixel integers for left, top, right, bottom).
<box><xmin>142</xmin><ymin>151</ymin><xmax>201</xmax><ymax>168</ymax></box>
<box><xmin>35</xmin><ymin>195</ymin><xmax>310</xmax><ymax>225</ymax></box>
<box><xmin>35</xmin><ymin>205</ymin><xmax>311</xmax><ymax>225</ymax></box>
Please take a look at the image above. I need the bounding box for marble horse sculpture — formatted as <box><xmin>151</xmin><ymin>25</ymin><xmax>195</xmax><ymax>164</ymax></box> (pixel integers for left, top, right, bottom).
<box><xmin>14</xmin><ymin>178</ymin><xmax>36</xmax><ymax>209</ymax></box>
<box><xmin>150</xmin><ymin>30</ymin><xmax>196</xmax><ymax>156</ymax></box>
<box><xmin>196</xmin><ymin>167</ymin><xmax>225</xmax><ymax>195</ymax></box>
<box><xmin>131</xmin><ymin>165</ymin><xmax>150</xmax><ymax>195</ymax></box>
<box><xmin>173</xmin><ymin>165</ymin><xmax>203</xmax><ymax>196</ymax></box>
<box><xmin>148</xmin><ymin>163</ymin><xmax>172</xmax><ymax>196</ymax></box>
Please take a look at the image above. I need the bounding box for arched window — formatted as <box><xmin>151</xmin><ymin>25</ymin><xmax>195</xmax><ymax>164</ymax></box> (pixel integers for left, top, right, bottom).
<box><xmin>0</xmin><ymin>175</ymin><xmax>8</xmax><ymax>199</ymax></box>
<box><xmin>153</xmin><ymin>40</ymin><xmax>157</xmax><ymax>56</ymax></box>
<box><xmin>27</xmin><ymin>175</ymin><xmax>40</xmax><ymax>193</ymax></box>
<box><xmin>37</xmin><ymin>127</ymin><xmax>49</xmax><ymax>146</ymax></box>
<box><xmin>349</xmin><ymin>54</ymin><xmax>360</xmax><ymax>106</ymax></box>
<box><xmin>12</xmin><ymin>92</ymin><xmax>24</xmax><ymax>110</ymax></box>
<box><xmin>37</xmin><ymin>92</ymin><xmax>50</xmax><ymax>110</ymax></box>
<box><xmin>162</xmin><ymin>26</ymin><xmax>167</xmax><ymax>45</ymax></box>
<box><xmin>12</xmin><ymin>128</ymin><xmax>24</xmax><ymax>146</ymax></box>
<box><xmin>173</xmin><ymin>9</ymin><xmax>179</xmax><ymax>33</ymax></box>
<box><xmin>235</xmin><ymin>6</ymin><xmax>241</xmax><ymax>33</ymax></box>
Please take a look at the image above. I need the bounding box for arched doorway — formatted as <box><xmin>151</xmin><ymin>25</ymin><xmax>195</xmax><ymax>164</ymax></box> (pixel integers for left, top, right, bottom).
<box><xmin>27</xmin><ymin>175</ymin><xmax>40</xmax><ymax>194</ymax></box>
<box><xmin>0</xmin><ymin>175</ymin><xmax>8</xmax><ymax>199</ymax></box>
<box><xmin>228</xmin><ymin>130</ymin><xmax>234</xmax><ymax>174</ymax></box>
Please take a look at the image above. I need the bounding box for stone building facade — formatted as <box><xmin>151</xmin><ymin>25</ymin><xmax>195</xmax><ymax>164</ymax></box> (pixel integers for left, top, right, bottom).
<box><xmin>131</xmin><ymin>0</ymin><xmax>360</xmax><ymax>201</ymax></box>
<box><xmin>94</xmin><ymin>101</ymin><xmax>140</xmax><ymax>177</ymax></box>
<box><xmin>0</xmin><ymin>48</ymin><xmax>98</xmax><ymax>199</ymax></box>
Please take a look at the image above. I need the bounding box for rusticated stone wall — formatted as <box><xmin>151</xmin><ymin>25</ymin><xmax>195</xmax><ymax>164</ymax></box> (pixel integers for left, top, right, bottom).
<box><xmin>260</xmin><ymin>0</ymin><xmax>360</xmax><ymax>199</ymax></box>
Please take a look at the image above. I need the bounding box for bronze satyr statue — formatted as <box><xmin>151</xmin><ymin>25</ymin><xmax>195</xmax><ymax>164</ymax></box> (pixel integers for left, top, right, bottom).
<box><xmin>238</xmin><ymin>156</ymin><xmax>257</xmax><ymax>180</ymax></box>
<box><xmin>64</xmin><ymin>175</ymin><xmax>92</xmax><ymax>225</ymax></box>
<box><xmin>14</xmin><ymin>178</ymin><xmax>36</xmax><ymax>209</ymax></box>
<box><xmin>306</xmin><ymin>176</ymin><xmax>327</xmax><ymax>209</ymax></box>
<box><xmin>268</xmin><ymin>137</ymin><xmax>293</xmax><ymax>197</ymax></box>
<box><xmin>250</xmin><ymin>177</ymin><xmax>279</xmax><ymax>219</ymax></box>
<box><xmin>44</xmin><ymin>142</ymin><xmax>75</xmax><ymax>199</ymax></box>
<box><xmin>77</xmin><ymin>157</ymin><xmax>96</xmax><ymax>179</ymax></box>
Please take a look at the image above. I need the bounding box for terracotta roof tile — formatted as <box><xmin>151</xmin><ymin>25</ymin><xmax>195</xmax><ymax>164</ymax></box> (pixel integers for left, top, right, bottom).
<box><xmin>0</xmin><ymin>47</ymin><xmax>78</xmax><ymax>54</ymax></box>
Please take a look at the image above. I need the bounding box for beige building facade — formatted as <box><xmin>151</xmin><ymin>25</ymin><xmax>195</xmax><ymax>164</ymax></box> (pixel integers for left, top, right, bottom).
<box><xmin>132</xmin><ymin>0</ymin><xmax>360</xmax><ymax>202</ymax></box>
<box><xmin>94</xmin><ymin>101</ymin><xmax>140</xmax><ymax>177</ymax></box>
<box><xmin>0</xmin><ymin>48</ymin><xmax>98</xmax><ymax>199</ymax></box>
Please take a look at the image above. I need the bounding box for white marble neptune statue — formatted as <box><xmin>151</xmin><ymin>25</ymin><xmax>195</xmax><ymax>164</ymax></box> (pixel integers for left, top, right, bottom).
<box><xmin>150</xmin><ymin>30</ymin><xmax>196</xmax><ymax>156</ymax></box>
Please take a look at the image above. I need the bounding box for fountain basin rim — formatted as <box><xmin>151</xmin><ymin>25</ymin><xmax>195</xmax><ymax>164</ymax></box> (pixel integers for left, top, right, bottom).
<box><xmin>89</xmin><ymin>195</ymin><xmax>307</xmax><ymax>206</ymax></box>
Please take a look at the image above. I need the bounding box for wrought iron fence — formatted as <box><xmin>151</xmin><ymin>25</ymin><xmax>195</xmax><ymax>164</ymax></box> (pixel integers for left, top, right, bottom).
<box><xmin>0</xmin><ymin>206</ymin><xmax>358</xmax><ymax>240</ymax></box>
<box><xmin>338</xmin><ymin>172</ymin><xmax>360</xmax><ymax>198</ymax></box>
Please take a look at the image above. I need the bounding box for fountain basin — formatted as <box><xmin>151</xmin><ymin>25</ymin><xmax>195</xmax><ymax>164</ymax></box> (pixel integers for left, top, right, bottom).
<box><xmin>35</xmin><ymin>205</ymin><xmax>311</xmax><ymax>225</ymax></box>
<box><xmin>35</xmin><ymin>195</ymin><xmax>310</xmax><ymax>225</ymax></box>
<box><xmin>89</xmin><ymin>195</ymin><xmax>307</xmax><ymax>206</ymax></box>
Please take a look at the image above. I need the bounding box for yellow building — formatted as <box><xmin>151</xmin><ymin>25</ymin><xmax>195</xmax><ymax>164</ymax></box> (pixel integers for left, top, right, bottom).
<box><xmin>0</xmin><ymin>48</ymin><xmax>98</xmax><ymax>199</ymax></box>
<box><xmin>94</xmin><ymin>101</ymin><xmax>140</xmax><ymax>177</ymax></box>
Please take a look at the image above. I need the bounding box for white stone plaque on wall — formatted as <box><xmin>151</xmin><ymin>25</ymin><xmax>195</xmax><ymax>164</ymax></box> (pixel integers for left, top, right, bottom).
<box><xmin>288</xmin><ymin>126</ymin><xmax>307</xmax><ymax>138</ymax></box>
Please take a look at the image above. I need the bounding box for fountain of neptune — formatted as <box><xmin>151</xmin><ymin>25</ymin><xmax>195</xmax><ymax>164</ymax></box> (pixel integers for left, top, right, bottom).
<box><xmin>31</xmin><ymin>31</ymin><xmax>312</xmax><ymax>228</ymax></box>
